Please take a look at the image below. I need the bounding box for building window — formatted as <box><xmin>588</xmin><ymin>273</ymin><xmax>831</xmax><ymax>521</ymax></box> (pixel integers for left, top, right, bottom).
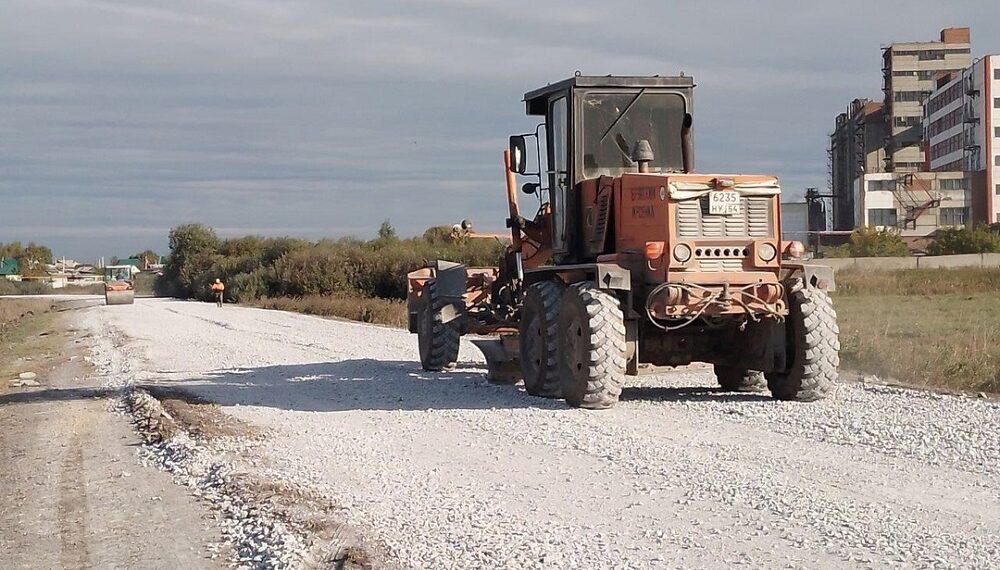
<box><xmin>995</xmin><ymin>97</ymin><xmax>1000</xmax><ymax>109</ymax></box>
<box><xmin>868</xmin><ymin>180</ymin><xmax>896</xmax><ymax>191</ymax></box>
<box><xmin>996</xmin><ymin>155</ymin><xmax>1000</xmax><ymax>167</ymax></box>
<box><xmin>940</xmin><ymin>207</ymin><xmax>969</xmax><ymax>226</ymax></box>
<box><xmin>895</xmin><ymin>91</ymin><xmax>931</xmax><ymax>102</ymax></box>
<box><xmin>995</xmin><ymin>184</ymin><xmax>1000</xmax><ymax>196</ymax></box>
<box><xmin>918</xmin><ymin>50</ymin><xmax>946</xmax><ymax>61</ymax></box>
<box><xmin>894</xmin><ymin>116</ymin><xmax>920</xmax><ymax>128</ymax></box>
<box><xmin>870</xmin><ymin>208</ymin><xmax>898</xmax><ymax>227</ymax></box>
<box><xmin>996</xmin><ymin>127</ymin><xmax>1000</xmax><ymax>138</ymax></box>
<box><xmin>995</xmin><ymin>68</ymin><xmax>1000</xmax><ymax>81</ymax></box>
<box><xmin>939</xmin><ymin>178</ymin><xmax>967</xmax><ymax>190</ymax></box>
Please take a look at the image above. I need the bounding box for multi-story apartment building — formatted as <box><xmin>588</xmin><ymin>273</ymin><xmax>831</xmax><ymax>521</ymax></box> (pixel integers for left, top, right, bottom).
<box><xmin>882</xmin><ymin>28</ymin><xmax>971</xmax><ymax>172</ymax></box>
<box><xmin>924</xmin><ymin>55</ymin><xmax>1000</xmax><ymax>224</ymax></box>
<box><xmin>829</xmin><ymin>99</ymin><xmax>887</xmax><ymax>230</ymax></box>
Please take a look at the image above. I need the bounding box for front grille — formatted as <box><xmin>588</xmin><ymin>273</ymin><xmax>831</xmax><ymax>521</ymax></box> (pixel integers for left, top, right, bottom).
<box><xmin>697</xmin><ymin>258</ymin><xmax>744</xmax><ymax>272</ymax></box>
<box><xmin>676</xmin><ymin>196</ymin><xmax>773</xmax><ymax>238</ymax></box>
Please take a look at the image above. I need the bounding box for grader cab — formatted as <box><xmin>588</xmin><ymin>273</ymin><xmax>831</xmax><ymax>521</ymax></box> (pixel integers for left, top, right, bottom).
<box><xmin>407</xmin><ymin>75</ymin><xmax>839</xmax><ymax>409</ymax></box>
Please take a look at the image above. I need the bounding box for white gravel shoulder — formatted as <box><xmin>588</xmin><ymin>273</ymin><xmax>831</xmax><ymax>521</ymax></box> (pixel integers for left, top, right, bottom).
<box><xmin>79</xmin><ymin>298</ymin><xmax>1000</xmax><ymax>569</ymax></box>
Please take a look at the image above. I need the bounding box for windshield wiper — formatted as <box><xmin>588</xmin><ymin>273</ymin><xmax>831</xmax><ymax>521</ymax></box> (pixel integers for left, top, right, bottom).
<box><xmin>598</xmin><ymin>88</ymin><xmax>645</xmax><ymax>143</ymax></box>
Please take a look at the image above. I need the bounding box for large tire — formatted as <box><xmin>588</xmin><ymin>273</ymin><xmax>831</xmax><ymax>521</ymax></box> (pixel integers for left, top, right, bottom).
<box><xmin>558</xmin><ymin>282</ymin><xmax>626</xmax><ymax>409</ymax></box>
<box><xmin>766</xmin><ymin>279</ymin><xmax>840</xmax><ymax>401</ymax></box>
<box><xmin>417</xmin><ymin>280</ymin><xmax>460</xmax><ymax>372</ymax></box>
<box><xmin>518</xmin><ymin>280</ymin><xmax>565</xmax><ymax>398</ymax></box>
<box><xmin>714</xmin><ymin>365</ymin><xmax>766</xmax><ymax>392</ymax></box>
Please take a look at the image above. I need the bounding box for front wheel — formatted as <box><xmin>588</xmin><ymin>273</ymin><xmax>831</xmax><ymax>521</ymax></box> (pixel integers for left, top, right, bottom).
<box><xmin>558</xmin><ymin>282</ymin><xmax>626</xmax><ymax>410</ymax></box>
<box><xmin>766</xmin><ymin>279</ymin><xmax>840</xmax><ymax>401</ymax></box>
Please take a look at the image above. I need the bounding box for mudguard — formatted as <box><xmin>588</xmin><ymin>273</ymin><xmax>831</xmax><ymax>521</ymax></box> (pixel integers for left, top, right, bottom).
<box><xmin>783</xmin><ymin>263</ymin><xmax>836</xmax><ymax>292</ymax></box>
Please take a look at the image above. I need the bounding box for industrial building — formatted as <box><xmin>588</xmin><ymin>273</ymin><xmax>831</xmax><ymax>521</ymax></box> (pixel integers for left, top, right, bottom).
<box><xmin>882</xmin><ymin>27</ymin><xmax>971</xmax><ymax>172</ymax></box>
<box><xmin>828</xmin><ymin>27</ymin><xmax>991</xmax><ymax>237</ymax></box>
<box><xmin>923</xmin><ymin>54</ymin><xmax>1000</xmax><ymax>224</ymax></box>
<box><xmin>829</xmin><ymin>99</ymin><xmax>887</xmax><ymax>230</ymax></box>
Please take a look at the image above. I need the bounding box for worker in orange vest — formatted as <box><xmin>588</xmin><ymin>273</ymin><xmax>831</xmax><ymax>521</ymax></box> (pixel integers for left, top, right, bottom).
<box><xmin>210</xmin><ymin>278</ymin><xmax>225</xmax><ymax>307</ymax></box>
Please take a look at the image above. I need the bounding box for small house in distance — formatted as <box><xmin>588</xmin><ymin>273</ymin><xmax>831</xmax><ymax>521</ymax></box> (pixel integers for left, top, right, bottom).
<box><xmin>0</xmin><ymin>258</ymin><xmax>20</xmax><ymax>281</ymax></box>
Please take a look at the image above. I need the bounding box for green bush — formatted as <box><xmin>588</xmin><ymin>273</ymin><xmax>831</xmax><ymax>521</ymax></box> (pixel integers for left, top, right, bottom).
<box><xmin>846</xmin><ymin>226</ymin><xmax>909</xmax><ymax>257</ymax></box>
<box><xmin>928</xmin><ymin>224</ymin><xmax>1000</xmax><ymax>255</ymax></box>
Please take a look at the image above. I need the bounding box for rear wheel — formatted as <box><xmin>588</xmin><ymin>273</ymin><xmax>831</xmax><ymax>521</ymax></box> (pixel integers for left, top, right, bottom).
<box><xmin>714</xmin><ymin>365</ymin><xmax>766</xmax><ymax>392</ymax></box>
<box><xmin>558</xmin><ymin>282</ymin><xmax>626</xmax><ymax>410</ymax></box>
<box><xmin>766</xmin><ymin>279</ymin><xmax>839</xmax><ymax>401</ymax></box>
<box><xmin>417</xmin><ymin>280</ymin><xmax>460</xmax><ymax>371</ymax></box>
<box><xmin>519</xmin><ymin>280</ymin><xmax>564</xmax><ymax>398</ymax></box>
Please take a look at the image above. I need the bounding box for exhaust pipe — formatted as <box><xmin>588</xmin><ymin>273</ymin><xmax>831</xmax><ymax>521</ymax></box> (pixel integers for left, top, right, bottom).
<box><xmin>681</xmin><ymin>113</ymin><xmax>694</xmax><ymax>173</ymax></box>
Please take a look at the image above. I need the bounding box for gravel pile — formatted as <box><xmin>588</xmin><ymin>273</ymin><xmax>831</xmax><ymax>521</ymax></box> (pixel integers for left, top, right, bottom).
<box><xmin>79</xmin><ymin>300</ymin><xmax>1000</xmax><ymax>569</ymax></box>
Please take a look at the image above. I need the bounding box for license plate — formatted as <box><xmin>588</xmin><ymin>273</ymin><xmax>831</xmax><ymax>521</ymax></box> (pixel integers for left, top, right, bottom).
<box><xmin>708</xmin><ymin>191</ymin><xmax>741</xmax><ymax>215</ymax></box>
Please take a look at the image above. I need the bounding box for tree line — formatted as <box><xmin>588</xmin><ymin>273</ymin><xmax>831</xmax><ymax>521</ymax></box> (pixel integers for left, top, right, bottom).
<box><xmin>155</xmin><ymin>222</ymin><xmax>505</xmax><ymax>302</ymax></box>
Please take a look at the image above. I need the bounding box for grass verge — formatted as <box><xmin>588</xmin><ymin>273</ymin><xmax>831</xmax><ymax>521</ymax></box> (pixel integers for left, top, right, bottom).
<box><xmin>0</xmin><ymin>299</ymin><xmax>59</xmax><ymax>394</ymax></box>
<box><xmin>253</xmin><ymin>295</ymin><xmax>407</xmax><ymax>328</ymax></box>
<box><xmin>834</xmin><ymin>268</ymin><xmax>1000</xmax><ymax>393</ymax></box>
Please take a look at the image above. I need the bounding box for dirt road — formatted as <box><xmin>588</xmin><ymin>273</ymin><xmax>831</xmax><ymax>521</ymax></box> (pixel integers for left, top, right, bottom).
<box><xmin>0</xmin><ymin>302</ymin><xmax>225</xmax><ymax>569</ymax></box>
<box><xmin>76</xmin><ymin>298</ymin><xmax>998</xmax><ymax>569</ymax></box>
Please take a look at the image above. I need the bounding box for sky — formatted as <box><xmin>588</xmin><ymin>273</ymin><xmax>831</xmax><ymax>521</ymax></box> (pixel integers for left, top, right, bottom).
<box><xmin>3</xmin><ymin>1</ymin><xmax>1000</xmax><ymax>260</ymax></box>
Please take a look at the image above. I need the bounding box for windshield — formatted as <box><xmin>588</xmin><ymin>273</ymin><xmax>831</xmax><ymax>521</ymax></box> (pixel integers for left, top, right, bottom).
<box><xmin>581</xmin><ymin>91</ymin><xmax>686</xmax><ymax>178</ymax></box>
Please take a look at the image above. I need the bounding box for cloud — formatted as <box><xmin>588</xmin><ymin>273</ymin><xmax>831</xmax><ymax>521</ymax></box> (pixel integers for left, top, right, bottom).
<box><xmin>2</xmin><ymin>0</ymin><xmax>999</xmax><ymax>257</ymax></box>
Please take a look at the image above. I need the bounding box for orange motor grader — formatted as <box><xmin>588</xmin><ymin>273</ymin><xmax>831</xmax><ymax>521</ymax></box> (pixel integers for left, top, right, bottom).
<box><xmin>407</xmin><ymin>75</ymin><xmax>838</xmax><ymax>409</ymax></box>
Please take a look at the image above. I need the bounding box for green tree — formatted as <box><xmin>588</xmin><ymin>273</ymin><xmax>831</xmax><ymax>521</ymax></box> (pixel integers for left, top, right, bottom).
<box><xmin>371</xmin><ymin>219</ymin><xmax>400</xmax><ymax>251</ymax></box>
<box><xmin>0</xmin><ymin>242</ymin><xmax>23</xmax><ymax>261</ymax></box>
<box><xmin>131</xmin><ymin>249</ymin><xmax>160</xmax><ymax>268</ymax></box>
<box><xmin>158</xmin><ymin>224</ymin><xmax>221</xmax><ymax>297</ymax></box>
<box><xmin>0</xmin><ymin>242</ymin><xmax>53</xmax><ymax>276</ymax></box>
<box><xmin>377</xmin><ymin>220</ymin><xmax>398</xmax><ymax>241</ymax></box>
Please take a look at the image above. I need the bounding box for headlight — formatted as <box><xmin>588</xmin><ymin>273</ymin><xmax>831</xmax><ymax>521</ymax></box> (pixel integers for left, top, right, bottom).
<box><xmin>672</xmin><ymin>243</ymin><xmax>692</xmax><ymax>263</ymax></box>
<box><xmin>757</xmin><ymin>242</ymin><xmax>777</xmax><ymax>262</ymax></box>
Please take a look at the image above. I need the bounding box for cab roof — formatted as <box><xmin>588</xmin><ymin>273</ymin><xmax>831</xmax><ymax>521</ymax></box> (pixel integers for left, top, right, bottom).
<box><xmin>524</xmin><ymin>75</ymin><xmax>695</xmax><ymax>115</ymax></box>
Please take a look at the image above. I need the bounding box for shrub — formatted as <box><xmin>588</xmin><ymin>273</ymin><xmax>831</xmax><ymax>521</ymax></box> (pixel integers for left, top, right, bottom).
<box><xmin>847</xmin><ymin>226</ymin><xmax>909</xmax><ymax>257</ymax></box>
<box><xmin>155</xmin><ymin>222</ymin><xmax>508</xmax><ymax>304</ymax></box>
<box><xmin>928</xmin><ymin>224</ymin><xmax>1000</xmax><ymax>255</ymax></box>
<box><xmin>0</xmin><ymin>280</ymin><xmax>50</xmax><ymax>296</ymax></box>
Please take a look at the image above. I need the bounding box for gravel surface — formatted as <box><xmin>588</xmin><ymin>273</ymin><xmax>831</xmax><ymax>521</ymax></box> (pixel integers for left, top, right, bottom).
<box><xmin>80</xmin><ymin>299</ymin><xmax>1000</xmax><ymax>569</ymax></box>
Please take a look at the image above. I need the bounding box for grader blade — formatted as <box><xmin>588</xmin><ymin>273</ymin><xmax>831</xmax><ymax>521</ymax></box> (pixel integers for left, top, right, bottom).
<box><xmin>471</xmin><ymin>335</ymin><xmax>521</xmax><ymax>385</ymax></box>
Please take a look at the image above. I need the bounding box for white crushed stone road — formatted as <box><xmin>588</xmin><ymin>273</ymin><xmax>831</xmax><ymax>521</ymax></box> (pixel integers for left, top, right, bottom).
<box><xmin>80</xmin><ymin>299</ymin><xmax>1000</xmax><ymax>569</ymax></box>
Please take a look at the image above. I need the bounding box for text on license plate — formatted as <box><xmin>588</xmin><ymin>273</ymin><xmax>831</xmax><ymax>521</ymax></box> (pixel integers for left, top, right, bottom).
<box><xmin>708</xmin><ymin>191</ymin><xmax>741</xmax><ymax>215</ymax></box>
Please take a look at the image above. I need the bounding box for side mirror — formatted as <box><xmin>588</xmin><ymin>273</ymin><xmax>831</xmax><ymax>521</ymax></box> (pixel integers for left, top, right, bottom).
<box><xmin>509</xmin><ymin>135</ymin><xmax>527</xmax><ymax>174</ymax></box>
<box><xmin>521</xmin><ymin>182</ymin><xmax>539</xmax><ymax>195</ymax></box>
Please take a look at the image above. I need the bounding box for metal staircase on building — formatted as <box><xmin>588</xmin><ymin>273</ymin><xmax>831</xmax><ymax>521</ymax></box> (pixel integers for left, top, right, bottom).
<box><xmin>893</xmin><ymin>174</ymin><xmax>940</xmax><ymax>230</ymax></box>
